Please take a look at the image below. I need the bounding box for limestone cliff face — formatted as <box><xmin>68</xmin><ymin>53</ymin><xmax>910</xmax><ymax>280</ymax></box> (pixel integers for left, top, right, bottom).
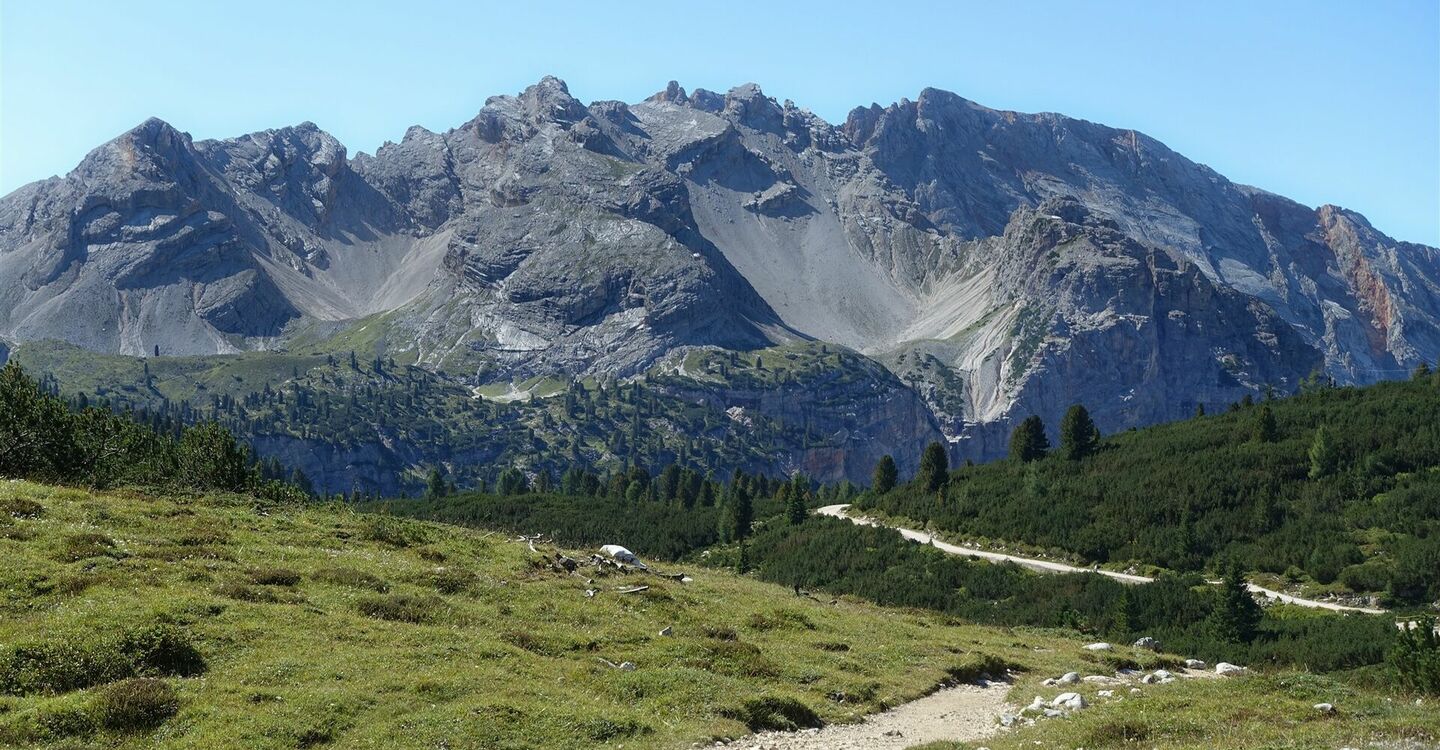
<box><xmin>2</xmin><ymin>77</ymin><xmax>1435</xmax><ymax>482</ymax></box>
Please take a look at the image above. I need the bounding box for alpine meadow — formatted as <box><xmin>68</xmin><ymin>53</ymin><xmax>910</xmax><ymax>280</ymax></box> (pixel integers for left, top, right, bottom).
<box><xmin>1</xmin><ymin>3</ymin><xmax>1438</xmax><ymax>748</ymax></box>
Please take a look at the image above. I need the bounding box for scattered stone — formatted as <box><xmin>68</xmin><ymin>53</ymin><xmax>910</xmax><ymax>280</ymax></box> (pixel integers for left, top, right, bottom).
<box><xmin>1042</xmin><ymin>678</ymin><xmax>1057</xmax><ymax>686</ymax></box>
<box><xmin>1215</xmin><ymin>662</ymin><xmax>1246</xmax><ymax>676</ymax></box>
<box><xmin>1132</xmin><ymin>636</ymin><xmax>1161</xmax><ymax>651</ymax></box>
<box><xmin>1097</xmin><ymin>690</ymin><xmax>1114</xmax><ymax>698</ymax></box>
<box><xmin>1184</xmin><ymin>658</ymin><xmax>1207</xmax><ymax>669</ymax></box>
<box><xmin>1023</xmin><ymin>696</ymin><xmax>1047</xmax><ymax>714</ymax></box>
<box><xmin>1141</xmin><ymin>673</ymin><xmax>1159</xmax><ymax>684</ymax></box>
<box><xmin>658</xmin><ymin>626</ymin><xmax>673</xmax><ymax>637</ymax></box>
<box><xmin>1314</xmin><ymin>702</ymin><xmax>1336</xmax><ymax>714</ymax></box>
<box><xmin>1083</xmin><ymin>642</ymin><xmax>1112</xmax><ymax>651</ymax></box>
<box><xmin>1043</xmin><ymin>708</ymin><xmax>1063</xmax><ymax>718</ymax></box>
<box><xmin>1057</xmin><ymin>671</ymin><xmax>1080</xmax><ymax>685</ymax></box>
<box><xmin>1051</xmin><ymin>692</ymin><xmax>1087</xmax><ymax>710</ymax></box>
<box><xmin>1082</xmin><ymin>675</ymin><xmax>1113</xmax><ymax>683</ymax></box>
<box><xmin>1130</xmin><ymin>688</ymin><xmax>1142</xmax><ymax>695</ymax></box>
<box><xmin>999</xmin><ymin>713</ymin><xmax>1020</xmax><ymax>727</ymax></box>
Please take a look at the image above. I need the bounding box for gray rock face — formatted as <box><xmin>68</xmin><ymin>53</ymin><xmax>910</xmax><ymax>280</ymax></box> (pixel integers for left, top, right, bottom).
<box><xmin>2</xmin><ymin>77</ymin><xmax>1436</xmax><ymax>478</ymax></box>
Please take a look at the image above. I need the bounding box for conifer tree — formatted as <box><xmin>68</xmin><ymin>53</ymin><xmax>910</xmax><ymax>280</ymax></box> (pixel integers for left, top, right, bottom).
<box><xmin>1008</xmin><ymin>415</ymin><xmax>1050</xmax><ymax>462</ymax></box>
<box><xmin>1308</xmin><ymin>425</ymin><xmax>1338</xmax><ymax>479</ymax></box>
<box><xmin>871</xmin><ymin>454</ymin><xmax>898</xmax><ymax>494</ymax></box>
<box><xmin>1252</xmin><ymin>403</ymin><xmax>1278</xmax><ymax>443</ymax></box>
<box><xmin>917</xmin><ymin>442</ymin><xmax>949</xmax><ymax>492</ymax></box>
<box><xmin>1059</xmin><ymin>404</ymin><xmax>1100</xmax><ymax>460</ymax></box>
<box><xmin>425</xmin><ymin>467</ymin><xmax>448</xmax><ymax>500</ymax></box>
<box><xmin>1208</xmin><ymin>564</ymin><xmax>1262</xmax><ymax>643</ymax></box>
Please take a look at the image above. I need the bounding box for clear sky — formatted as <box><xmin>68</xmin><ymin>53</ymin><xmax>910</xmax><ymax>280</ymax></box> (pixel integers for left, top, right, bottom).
<box><xmin>2</xmin><ymin>0</ymin><xmax>1437</xmax><ymax>244</ymax></box>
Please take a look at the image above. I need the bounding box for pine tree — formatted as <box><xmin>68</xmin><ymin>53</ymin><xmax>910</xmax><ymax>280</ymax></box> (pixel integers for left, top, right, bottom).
<box><xmin>1059</xmin><ymin>404</ymin><xmax>1100</xmax><ymax>460</ymax></box>
<box><xmin>1008</xmin><ymin>415</ymin><xmax>1050</xmax><ymax>462</ymax></box>
<box><xmin>1208</xmin><ymin>565</ymin><xmax>1262</xmax><ymax>644</ymax></box>
<box><xmin>785</xmin><ymin>483</ymin><xmax>807</xmax><ymax>525</ymax></box>
<box><xmin>871</xmin><ymin>454</ymin><xmax>898</xmax><ymax>494</ymax></box>
<box><xmin>425</xmin><ymin>467</ymin><xmax>448</xmax><ymax>500</ymax></box>
<box><xmin>917</xmin><ymin>442</ymin><xmax>949</xmax><ymax>492</ymax></box>
<box><xmin>723</xmin><ymin>483</ymin><xmax>754</xmax><ymax>542</ymax></box>
<box><xmin>1308</xmin><ymin>425</ymin><xmax>1338</xmax><ymax>479</ymax></box>
<box><xmin>1194</xmin><ymin>403</ymin><xmax>1206</xmax><ymax>418</ymax></box>
<box><xmin>1252</xmin><ymin>403</ymin><xmax>1278</xmax><ymax>443</ymax></box>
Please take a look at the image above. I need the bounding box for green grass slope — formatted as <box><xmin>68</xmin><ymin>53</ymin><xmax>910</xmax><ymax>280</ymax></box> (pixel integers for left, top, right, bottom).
<box><xmin>0</xmin><ymin>480</ymin><xmax>1051</xmax><ymax>749</ymax></box>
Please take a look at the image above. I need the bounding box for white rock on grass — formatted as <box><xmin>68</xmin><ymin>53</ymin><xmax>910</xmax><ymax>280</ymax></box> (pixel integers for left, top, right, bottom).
<box><xmin>1097</xmin><ymin>690</ymin><xmax>1115</xmax><ymax>698</ymax></box>
<box><xmin>1083</xmin><ymin>642</ymin><xmax>1112</xmax><ymax>651</ymax></box>
<box><xmin>1314</xmin><ymin>702</ymin><xmax>1336</xmax><ymax>714</ymax></box>
<box><xmin>1023</xmin><ymin>696</ymin><xmax>1047</xmax><ymax>714</ymax></box>
<box><xmin>1057</xmin><ymin>671</ymin><xmax>1080</xmax><ymax>684</ymax></box>
<box><xmin>1130</xmin><ymin>687</ymin><xmax>1142</xmax><ymax>695</ymax></box>
<box><xmin>1051</xmin><ymin>692</ymin><xmax>1088</xmax><ymax>710</ymax></box>
<box><xmin>1082</xmin><ymin>675</ymin><xmax>1113</xmax><ymax>683</ymax></box>
<box><xmin>1133</xmin><ymin>636</ymin><xmax>1161</xmax><ymax>650</ymax></box>
<box><xmin>1184</xmin><ymin>658</ymin><xmax>1207</xmax><ymax>669</ymax></box>
<box><xmin>1215</xmin><ymin>662</ymin><xmax>1246</xmax><ymax>675</ymax></box>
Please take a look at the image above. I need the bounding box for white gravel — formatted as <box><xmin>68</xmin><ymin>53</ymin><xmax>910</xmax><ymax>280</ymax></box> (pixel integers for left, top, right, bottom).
<box><xmin>714</xmin><ymin>682</ymin><xmax>1009</xmax><ymax>750</ymax></box>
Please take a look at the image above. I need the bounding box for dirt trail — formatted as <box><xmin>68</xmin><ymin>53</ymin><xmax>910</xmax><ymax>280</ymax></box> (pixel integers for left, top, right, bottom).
<box><xmin>717</xmin><ymin>682</ymin><xmax>1010</xmax><ymax>750</ymax></box>
<box><xmin>817</xmin><ymin>505</ymin><xmax>1386</xmax><ymax>615</ymax></box>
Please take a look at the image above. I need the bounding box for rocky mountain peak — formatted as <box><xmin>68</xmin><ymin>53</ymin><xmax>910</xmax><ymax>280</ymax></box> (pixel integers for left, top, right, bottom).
<box><xmin>647</xmin><ymin>80</ymin><xmax>689</xmax><ymax>104</ymax></box>
<box><xmin>723</xmin><ymin>83</ymin><xmax>784</xmax><ymax>132</ymax></box>
<box><xmin>517</xmin><ymin>75</ymin><xmax>588</xmax><ymax>125</ymax></box>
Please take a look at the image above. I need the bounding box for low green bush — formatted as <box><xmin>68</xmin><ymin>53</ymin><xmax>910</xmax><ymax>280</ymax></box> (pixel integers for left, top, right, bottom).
<box><xmin>356</xmin><ymin>593</ymin><xmax>443</xmax><ymax>624</ymax></box>
<box><xmin>722</xmin><ymin>695</ymin><xmax>821</xmax><ymax>731</ymax></box>
<box><xmin>95</xmin><ymin>678</ymin><xmax>178</xmax><ymax>731</ymax></box>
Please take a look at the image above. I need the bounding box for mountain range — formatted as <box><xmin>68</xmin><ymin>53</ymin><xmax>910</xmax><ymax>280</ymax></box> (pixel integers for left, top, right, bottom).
<box><xmin>2</xmin><ymin>76</ymin><xmax>1436</xmax><ymax>487</ymax></box>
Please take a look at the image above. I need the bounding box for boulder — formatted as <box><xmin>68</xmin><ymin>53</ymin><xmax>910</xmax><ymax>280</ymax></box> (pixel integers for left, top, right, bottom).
<box><xmin>1051</xmin><ymin>692</ymin><xmax>1087</xmax><ymax>710</ymax></box>
<box><xmin>1215</xmin><ymin>662</ymin><xmax>1246</xmax><ymax>676</ymax></box>
<box><xmin>1083</xmin><ymin>642</ymin><xmax>1112</xmax><ymax>651</ymax></box>
<box><xmin>1314</xmin><ymin>702</ymin><xmax>1336</xmax><ymax>714</ymax></box>
<box><xmin>1184</xmin><ymin>658</ymin><xmax>1207</xmax><ymax>669</ymax></box>
<box><xmin>1057</xmin><ymin>671</ymin><xmax>1080</xmax><ymax>685</ymax></box>
<box><xmin>1132</xmin><ymin>636</ymin><xmax>1161</xmax><ymax>651</ymax></box>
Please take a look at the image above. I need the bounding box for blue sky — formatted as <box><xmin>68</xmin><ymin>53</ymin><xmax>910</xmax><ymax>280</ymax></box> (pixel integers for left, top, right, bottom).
<box><xmin>2</xmin><ymin>0</ymin><xmax>1437</xmax><ymax>244</ymax></box>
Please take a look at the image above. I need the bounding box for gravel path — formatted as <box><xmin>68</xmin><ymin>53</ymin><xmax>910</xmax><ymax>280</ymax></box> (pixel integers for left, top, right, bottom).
<box><xmin>816</xmin><ymin>505</ymin><xmax>1386</xmax><ymax>615</ymax></box>
<box><xmin>716</xmin><ymin>682</ymin><xmax>1010</xmax><ymax>750</ymax></box>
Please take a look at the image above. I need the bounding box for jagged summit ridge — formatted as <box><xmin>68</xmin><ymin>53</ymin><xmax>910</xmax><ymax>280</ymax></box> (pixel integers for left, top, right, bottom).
<box><xmin>1</xmin><ymin>76</ymin><xmax>1435</xmax><ymax>474</ymax></box>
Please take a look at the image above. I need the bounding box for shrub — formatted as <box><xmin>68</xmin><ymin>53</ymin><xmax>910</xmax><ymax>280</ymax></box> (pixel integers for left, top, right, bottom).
<box><xmin>57</xmin><ymin>532</ymin><xmax>120</xmax><ymax>562</ymax></box>
<box><xmin>722</xmin><ymin>695</ymin><xmax>821</xmax><ymax>731</ymax></box>
<box><xmin>944</xmin><ymin>653</ymin><xmax>1021</xmax><ymax>683</ymax></box>
<box><xmin>0</xmin><ymin>640</ymin><xmax>129</xmax><ymax>696</ymax></box>
<box><xmin>94</xmin><ymin>678</ymin><xmax>178</xmax><ymax>731</ymax></box>
<box><xmin>215</xmin><ymin>582</ymin><xmax>290</xmax><ymax>604</ymax></box>
<box><xmin>697</xmin><ymin>641</ymin><xmax>777</xmax><ymax>678</ymax></box>
<box><xmin>249</xmin><ymin>568</ymin><xmax>301</xmax><ymax>586</ymax></box>
<box><xmin>0</xmin><ymin>496</ymin><xmax>43</xmax><ymax>518</ymax></box>
<box><xmin>314</xmin><ymin>567</ymin><xmax>389</xmax><ymax>592</ymax></box>
<box><xmin>360</xmin><ymin>515</ymin><xmax>427</xmax><ymax>548</ymax></box>
<box><xmin>701</xmin><ymin>625</ymin><xmax>738</xmax><ymax>641</ymax></box>
<box><xmin>1389</xmin><ymin>616</ymin><xmax>1440</xmax><ymax>695</ymax></box>
<box><xmin>746</xmin><ymin>608</ymin><xmax>814</xmax><ymax>631</ymax></box>
<box><xmin>356</xmin><ymin>593</ymin><xmax>443</xmax><ymax>624</ymax></box>
<box><xmin>0</xmin><ymin>625</ymin><xmax>205</xmax><ymax>696</ymax></box>
<box><xmin>117</xmin><ymin>625</ymin><xmax>206</xmax><ymax>678</ymax></box>
<box><xmin>423</xmin><ymin>568</ymin><xmax>478</xmax><ymax>595</ymax></box>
